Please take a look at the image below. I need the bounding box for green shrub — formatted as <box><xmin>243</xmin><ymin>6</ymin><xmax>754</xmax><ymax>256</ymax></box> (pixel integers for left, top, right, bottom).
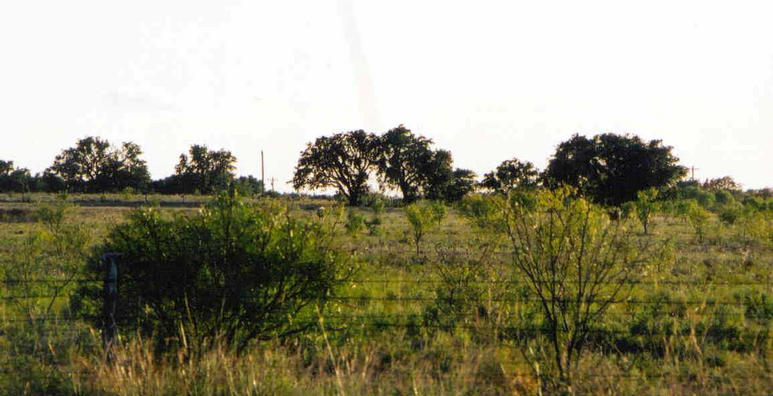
<box><xmin>718</xmin><ymin>203</ymin><xmax>744</xmax><ymax>225</ymax></box>
<box><xmin>634</xmin><ymin>188</ymin><xmax>659</xmax><ymax>234</ymax></box>
<box><xmin>405</xmin><ymin>200</ymin><xmax>447</xmax><ymax>255</ymax></box>
<box><xmin>345</xmin><ymin>210</ymin><xmax>366</xmax><ymax>235</ymax></box>
<box><xmin>72</xmin><ymin>192</ymin><xmax>344</xmax><ymax>353</ymax></box>
<box><xmin>683</xmin><ymin>200</ymin><xmax>711</xmax><ymax>242</ymax></box>
<box><xmin>458</xmin><ymin>194</ymin><xmax>506</xmax><ymax>233</ymax></box>
<box><xmin>501</xmin><ymin>186</ymin><xmax>647</xmax><ymax>390</ymax></box>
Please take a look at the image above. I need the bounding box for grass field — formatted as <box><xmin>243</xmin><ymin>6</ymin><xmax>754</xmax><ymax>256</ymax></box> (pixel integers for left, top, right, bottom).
<box><xmin>0</xmin><ymin>192</ymin><xmax>771</xmax><ymax>395</ymax></box>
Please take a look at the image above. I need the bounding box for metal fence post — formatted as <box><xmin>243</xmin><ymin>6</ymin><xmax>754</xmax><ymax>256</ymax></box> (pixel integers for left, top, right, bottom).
<box><xmin>102</xmin><ymin>252</ymin><xmax>121</xmax><ymax>362</ymax></box>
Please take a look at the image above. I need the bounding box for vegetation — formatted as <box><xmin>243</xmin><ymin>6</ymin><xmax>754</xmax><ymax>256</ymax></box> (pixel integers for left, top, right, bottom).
<box><xmin>544</xmin><ymin>133</ymin><xmax>687</xmax><ymax>206</ymax></box>
<box><xmin>481</xmin><ymin>158</ymin><xmax>540</xmax><ymax>193</ymax></box>
<box><xmin>48</xmin><ymin>136</ymin><xmax>150</xmax><ymax>193</ymax></box>
<box><xmin>72</xmin><ymin>192</ymin><xmax>343</xmax><ymax>353</ymax></box>
<box><xmin>0</xmin><ymin>131</ymin><xmax>772</xmax><ymax>394</ymax></box>
<box><xmin>292</xmin><ymin>130</ymin><xmax>381</xmax><ymax>206</ymax></box>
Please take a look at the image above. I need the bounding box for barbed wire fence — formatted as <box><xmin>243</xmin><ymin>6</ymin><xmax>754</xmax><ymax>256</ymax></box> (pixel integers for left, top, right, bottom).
<box><xmin>1</xmin><ymin>254</ymin><xmax>771</xmax><ymax>378</ymax></box>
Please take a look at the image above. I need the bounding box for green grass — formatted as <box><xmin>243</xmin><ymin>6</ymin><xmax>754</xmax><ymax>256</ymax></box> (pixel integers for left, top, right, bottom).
<box><xmin>0</xmin><ymin>195</ymin><xmax>771</xmax><ymax>394</ymax></box>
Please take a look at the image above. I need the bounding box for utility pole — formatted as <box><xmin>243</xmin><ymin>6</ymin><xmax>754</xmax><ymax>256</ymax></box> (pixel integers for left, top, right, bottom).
<box><xmin>690</xmin><ymin>166</ymin><xmax>699</xmax><ymax>181</ymax></box>
<box><xmin>260</xmin><ymin>150</ymin><xmax>265</xmax><ymax>193</ymax></box>
<box><xmin>270</xmin><ymin>177</ymin><xmax>276</xmax><ymax>192</ymax></box>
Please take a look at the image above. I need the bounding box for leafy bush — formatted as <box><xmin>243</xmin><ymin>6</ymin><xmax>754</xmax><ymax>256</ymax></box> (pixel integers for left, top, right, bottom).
<box><xmin>501</xmin><ymin>186</ymin><xmax>649</xmax><ymax>390</ymax></box>
<box><xmin>634</xmin><ymin>188</ymin><xmax>659</xmax><ymax>234</ymax></box>
<box><xmin>682</xmin><ymin>200</ymin><xmax>711</xmax><ymax>242</ymax></box>
<box><xmin>72</xmin><ymin>193</ymin><xmax>344</xmax><ymax>353</ymax></box>
<box><xmin>345</xmin><ymin>210</ymin><xmax>366</xmax><ymax>235</ymax></box>
<box><xmin>458</xmin><ymin>194</ymin><xmax>506</xmax><ymax>233</ymax></box>
<box><xmin>405</xmin><ymin>200</ymin><xmax>447</xmax><ymax>255</ymax></box>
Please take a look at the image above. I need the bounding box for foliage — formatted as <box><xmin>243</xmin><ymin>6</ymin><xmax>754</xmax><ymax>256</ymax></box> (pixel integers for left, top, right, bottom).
<box><xmin>481</xmin><ymin>158</ymin><xmax>539</xmax><ymax>193</ymax></box>
<box><xmin>544</xmin><ymin>133</ymin><xmax>686</xmax><ymax>206</ymax></box>
<box><xmin>293</xmin><ymin>130</ymin><xmax>381</xmax><ymax>206</ymax></box>
<box><xmin>458</xmin><ymin>193</ymin><xmax>507</xmax><ymax>234</ymax></box>
<box><xmin>442</xmin><ymin>168</ymin><xmax>478</xmax><ymax>202</ymax></box>
<box><xmin>376</xmin><ymin>125</ymin><xmax>435</xmax><ymax>203</ymax></box>
<box><xmin>47</xmin><ymin>136</ymin><xmax>150</xmax><ymax>192</ymax></box>
<box><xmin>502</xmin><ymin>187</ymin><xmax>649</xmax><ymax>389</ymax></box>
<box><xmin>404</xmin><ymin>200</ymin><xmax>447</xmax><ymax>255</ymax></box>
<box><xmin>634</xmin><ymin>188</ymin><xmax>659</xmax><ymax>234</ymax></box>
<box><xmin>682</xmin><ymin>200</ymin><xmax>711</xmax><ymax>242</ymax></box>
<box><xmin>72</xmin><ymin>192</ymin><xmax>343</xmax><ymax>353</ymax></box>
<box><xmin>233</xmin><ymin>175</ymin><xmax>265</xmax><ymax>196</ymax></box>
<box><xmin>345</xmin><ymin>210</ymin><xmax>366</xmax><ymax>236</ymax></box>
<box><xmin>173</xmin><ymin>144</ymin><xmax>237</xmax><ymax>194</ymax></box>
<box><xmin>703</xmin><ymin>176</ymin><xmax>741</xmax><ymax>192</ymax></box>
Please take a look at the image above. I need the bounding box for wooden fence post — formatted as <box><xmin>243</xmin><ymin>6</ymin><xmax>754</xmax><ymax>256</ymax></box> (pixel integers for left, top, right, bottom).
<box><xmin>102</xmin><ymin>252</ymin><xmax>121</xmax><ymax>361</ymax></box>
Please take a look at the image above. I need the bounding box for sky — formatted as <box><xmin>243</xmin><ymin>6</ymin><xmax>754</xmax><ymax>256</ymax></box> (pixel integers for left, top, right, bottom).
<box><xmin>1</xmin><ymin>0</ymin><xmax>771</xmax><ymax>191</ymax></box>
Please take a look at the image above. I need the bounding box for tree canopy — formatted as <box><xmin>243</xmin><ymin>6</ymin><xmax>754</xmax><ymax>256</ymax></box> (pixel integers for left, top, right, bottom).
<box><xmin>377</xmin><ymin>125</ymin><xmax>435</xmax><ymax>203</ymax></box>
<box><xmin>173</xmin><ymin>144</ymin><xmax>237</xmax><ymax>194</ymax></box>
<box><xmin>47</xmin><ymin>136</ymin><xmax>150</xmax><ymax>192</ymax></box>
<box><xmin>481</xmin><ymin>158</ymin><xmax>539</xmax><ymax>193</ymax></box>
<box><xmin>293</xmin><ymin>130</ymin><xmax>381</xmax><ymax>206</ymax></box>
<box><xmin>544</xmin><ymin>133</ymin><xmax>686</xmax><ymax>206</ymax></box>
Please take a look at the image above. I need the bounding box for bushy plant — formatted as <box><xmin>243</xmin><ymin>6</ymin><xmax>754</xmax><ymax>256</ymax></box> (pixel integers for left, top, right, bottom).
<box><xmin>405</xmin><ymin>200</ymin><xmax>447</xmax><ymax>255</ymax></box>
<box><xmin>682</xmin><ymin>200</ymin><xmax>711</xmax><ymax>242</ymax></box>
<box><xmin>501</xmin><ymin>186</ymin><xmax>650</xmax><ymax>390</ymax></box>
<box><xmin>634</xmin><ymin>188</ymin><xmax>659</xmax><ymax>234</ymax></box>
<box><xmin>457</xmin><ymin>193</ymin><xmax>506</xmax><ymax>233</ymax></box>
<box><xmin>345</xmin><ymin>210</ymin><xmax>366</xmax><ymax>236</ymax></box>
<box><xmin>72</xmin><ymin>192</ymin><xmax>344</xmax><ymax>353</ymax></box>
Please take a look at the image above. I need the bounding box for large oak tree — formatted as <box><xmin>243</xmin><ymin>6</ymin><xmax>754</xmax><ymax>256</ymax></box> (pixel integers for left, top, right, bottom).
<box><xmin>544</xmin><ymin>133</ymin><xmax>686</xmax><ymax>206</ymax></box>
<box><xmin>293</xmin><ymin>130</ymin><xmax>381</xmax><ymax>206</ymax></box>
<box><xmin>47</xmin><ymin>136</ymin><xmax>150</xmax><ymax>192</ymax></box>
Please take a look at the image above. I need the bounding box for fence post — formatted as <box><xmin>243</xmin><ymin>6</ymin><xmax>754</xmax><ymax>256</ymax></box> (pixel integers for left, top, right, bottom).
<box><xmin>102</xmin><ymin>252</ymin><xmax>121</xmax><ymax>362</ymax></box>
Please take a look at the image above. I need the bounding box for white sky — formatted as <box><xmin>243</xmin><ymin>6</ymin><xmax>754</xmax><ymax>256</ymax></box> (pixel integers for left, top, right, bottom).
<box><xmin>1</xmin><ymin>0</ymin><xmax>771</xmax><ymax>191</ymax></box>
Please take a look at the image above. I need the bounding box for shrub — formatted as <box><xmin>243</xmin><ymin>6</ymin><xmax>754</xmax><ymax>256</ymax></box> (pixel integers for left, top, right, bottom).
<box><xmin>458</xmin><ymin>194</ymin><xmax>506</xmax><ymax>233</ymax></box>
<box><xmin>72</xmin><ymin>192</ymin><xmax>343</xmax><ymax>353</ymax></box>
<box><xmin>345</xmin><ymin>210</ymin><xmax>366</xmax><ymax>235</ymax></box>
<box><xmin>634</xmin><ymin>188</ymin><xmax>659</xmax><ymax>234</ymax></box>
<box><xmin>683</xmin><ymin>200</ymin><xmax>711</xmax><ymax>242</ymax></box>
<box><xmin>501</xmin><ymin>186</ymin><xmax>649</xmax><ymax>390</ymax></box>
<box><xmin>405</xmin><ymin>200</ymin><xmax>447</xmax><ymax>255</ymax></box>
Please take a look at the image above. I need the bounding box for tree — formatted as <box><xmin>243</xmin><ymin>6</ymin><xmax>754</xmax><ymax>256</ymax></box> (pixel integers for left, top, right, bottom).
<box><xmin>634</xmin><ymin>187</ymin><xmax>659</xmax><ymax>234</ymax></box>
<box><xmin>0</xmin><ymin>160</ymin><xmax>14</xmax><ymax>176</ymax></box>
<box><xmin>174</xmin><ymin>144</ymin><xmax>237</xmax><ymax>194</ymax></box>
<box><xmin>377</xmin><ymin>125</ymin><xmax>435</xmax><ymax>203</ymax></box>
<box><xmin>422</xmin><ymin>149</ymin><xmax>455</xmax><ymax>201</ymax></box>
<box><xmin>47</xmin><ymin>136</ymin><xmax>150</xmax><ymax>192</ymax></box>
<box><xmin>481</xmin><ymin>158</ymin><xmax>539</xmax><ymax>193</ymax></box>
<box><xmin>544</xmin><ymin>133</ymin><xmax>686</xmax><ymax>206</ymax></box>
<box><xmin>293</xmin><ymin>130</ymin><xmax>381</xmax><ymax>206</ymax></box>
<box><xmin>405</xmin><ymin>200</ymin><xmax>447</xmax><ymax>255</ymax></box>
<box><xmin>0</xmin><ymin>160</ymin><xmax>30</xmax><ymax>193</ymax></box>
<box><xmin>703</xmin><ymin>176</ymin><xmax>741</xmax><ymax>192</ymax></box>
<box><xmin>443</xmin><ymin>168</ymin><xmax>478</xmax><ymax>202</ymax></box>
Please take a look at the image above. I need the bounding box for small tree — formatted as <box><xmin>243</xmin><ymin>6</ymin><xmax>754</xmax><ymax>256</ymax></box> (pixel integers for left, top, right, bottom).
<box><xmin>405</xmin><ymin>200</ymin><xmax>447</xmax><ymax>255</ymax></box>
<box><xmin>634</xmin><ymin>187</ymin><xmax>659</xmax><ymax>234</ymax></box>
<box><xmin>683</xmin><ymin>200</ymin><xmax>711</xmax><ymax>242</ymax></box>
<box><xmin>502</xmin><ymin>187</ymin><xmax>648</xmax><ymax>390</ymax></box>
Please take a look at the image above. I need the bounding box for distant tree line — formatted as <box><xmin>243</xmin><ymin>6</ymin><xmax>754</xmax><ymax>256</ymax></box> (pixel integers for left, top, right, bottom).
<box><xmin>4</xmin><ymin>130</ymin><xmax>765</xmax><ymax>207</ymax></box>
<box><xmin>293</xmin><ymin>127</ymin><xmax>694</xmax><ymax>206</ymax></box>
<box><xmin>0</xmin><ymin>137</ymin><xmax>262</xmax><ymax>195</ymax></box>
